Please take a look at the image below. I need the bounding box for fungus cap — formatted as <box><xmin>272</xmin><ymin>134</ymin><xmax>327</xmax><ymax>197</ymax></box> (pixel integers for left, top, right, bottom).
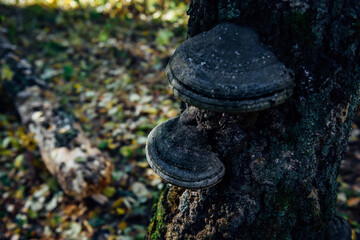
<box><xmin>166</xmin><ymin>22</ymin><xmax>295</xmax><ymax>112</ymax></box>
<box><xmin>146</xmin><ymin>116</ymin><xmax>225</xmax><ymax>189</ymax></box>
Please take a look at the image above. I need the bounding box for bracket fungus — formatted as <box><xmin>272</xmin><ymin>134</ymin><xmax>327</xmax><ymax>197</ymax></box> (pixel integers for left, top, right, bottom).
<box><xmin>146</xmin><ymin>108</ymin><xmax>225</xmax><ymax>189</ymax></box>
<box><xmin>167</xmin><ymin>22</ymin><xmax>294</xmax><ymax>113</ymax></box>
<box><xmin>146</xmin><ymin>22</ymin><xmax>295</xmax><ymax>189</ymax></box>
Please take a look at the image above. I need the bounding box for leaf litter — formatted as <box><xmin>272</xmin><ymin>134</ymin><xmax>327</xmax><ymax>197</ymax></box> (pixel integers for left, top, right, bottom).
<box><xmin>0</xmin><ymin>1</ymin><xmax>186</xmax><ymax>239</ymax></box>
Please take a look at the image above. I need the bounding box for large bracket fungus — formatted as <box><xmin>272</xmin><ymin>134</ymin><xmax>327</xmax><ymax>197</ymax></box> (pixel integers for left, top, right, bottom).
<box><xmin>146</xmin><ymin>22</ymin><xmax>295</xmax><ymax>189</ymax></box>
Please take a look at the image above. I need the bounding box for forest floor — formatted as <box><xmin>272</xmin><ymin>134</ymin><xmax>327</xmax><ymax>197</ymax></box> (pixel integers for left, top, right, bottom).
<box><xmin>0</xmin><ymin>3</ymin><xmax>359</xmax><ymax>240</ymax></box>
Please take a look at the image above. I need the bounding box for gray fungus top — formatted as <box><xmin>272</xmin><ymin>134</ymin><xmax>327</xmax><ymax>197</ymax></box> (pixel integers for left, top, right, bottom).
<box><xmin>146</xmin><ymin>116</ymin><xmax>225</xmax><ymax>189</ymax></box>
<box><xmin>166</xmin><ymin>22</ymin><xmax>295</xmax><ymax>112</ymax></box>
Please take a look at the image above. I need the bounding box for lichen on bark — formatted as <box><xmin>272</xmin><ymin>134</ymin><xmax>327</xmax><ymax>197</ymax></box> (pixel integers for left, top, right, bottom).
<box><xmin>148</xmin><ymin>0</ymin><xmax>360</xmax><ymax>239</ymax></box>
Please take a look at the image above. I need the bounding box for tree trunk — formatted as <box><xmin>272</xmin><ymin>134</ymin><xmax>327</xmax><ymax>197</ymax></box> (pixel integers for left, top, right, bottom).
<box><xmin>148</xmin><ymin>0</ymin><xmax>359</xmax><ymax>239</ymax></box>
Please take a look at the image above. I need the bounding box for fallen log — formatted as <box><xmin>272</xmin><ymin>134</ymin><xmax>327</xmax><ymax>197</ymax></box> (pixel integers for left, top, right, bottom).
<box><xmin>0</xmin><ymin>31</ymin><xmax>112</xmax><ymax>200</ymax></box>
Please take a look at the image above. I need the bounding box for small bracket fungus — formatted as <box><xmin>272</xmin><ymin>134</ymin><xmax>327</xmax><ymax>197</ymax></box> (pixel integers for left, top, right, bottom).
<box><xmin>146</xmin><ymin>109</ymin><xmax>225</xmax><ymax>189</ymax></box>
<box><xmin>146</xmin><ymin>22</ymin><xmax>295</xmax><ymax>189</ymax></box>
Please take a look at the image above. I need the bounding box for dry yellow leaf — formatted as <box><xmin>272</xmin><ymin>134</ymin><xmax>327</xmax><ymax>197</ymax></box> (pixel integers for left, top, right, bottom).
<box><xmin>118</xmin><ymin>221</ymin><xmax>127</xmax><ymax>230</ymax></box>
<box><xmin>166</xmin><ymin>109</ymin><xmax>178</xmax><ymax>118</ymax></box>
<box><xmin>142</xmin><ymin>106</ymin><xmax>158</xmax><ymax>114</ymax></box>
<box><xmin>63</xmin><ymin>204</ymin><xmax>78</xmax><ymax>215</ymax></box>
<box><xmin>112</xmin><ymin>198</ymin><xmax>124</xmax><ymax>208</ymax></box>
<box><xmin>116</xmin><ymin>208</ymin><xmax>126</xmax><ymax>215</ymax></box>
<box><xmin>83</xmin><ymin>220</ymin><xmax>94</xmax><ymax>234</ymax></box>
<box><xmin>347</xmin><ymin>197</ymin><xmax>360</xmax><ymax>207</ymax></box>
<box><xmin>136</xmin><ymin>161</ymin><xmax>148</xmax><ymax>168</ymax></box>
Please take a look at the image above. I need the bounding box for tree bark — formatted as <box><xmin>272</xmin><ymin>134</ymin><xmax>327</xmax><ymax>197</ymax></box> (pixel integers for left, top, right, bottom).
<box><xmin>148</xmin><ymin>0</ymin><xmax>360</xmax><ymax>239</ymax></box>
<box><xmin>0</xmin><ymin>33</ymin><xmax>113</xmax><ymax>200</ymax></box>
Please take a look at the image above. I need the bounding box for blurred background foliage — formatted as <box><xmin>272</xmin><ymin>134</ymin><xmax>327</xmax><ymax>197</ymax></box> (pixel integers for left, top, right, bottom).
<box><xmin>0</xmin><ymin>0</ymin><xmax>189</xmax><ymax>239</ymax></box>
<box><xmin>2</xmin><ymin>0</ymin><xmax>189</xmax><ymax>24</ymax></box>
